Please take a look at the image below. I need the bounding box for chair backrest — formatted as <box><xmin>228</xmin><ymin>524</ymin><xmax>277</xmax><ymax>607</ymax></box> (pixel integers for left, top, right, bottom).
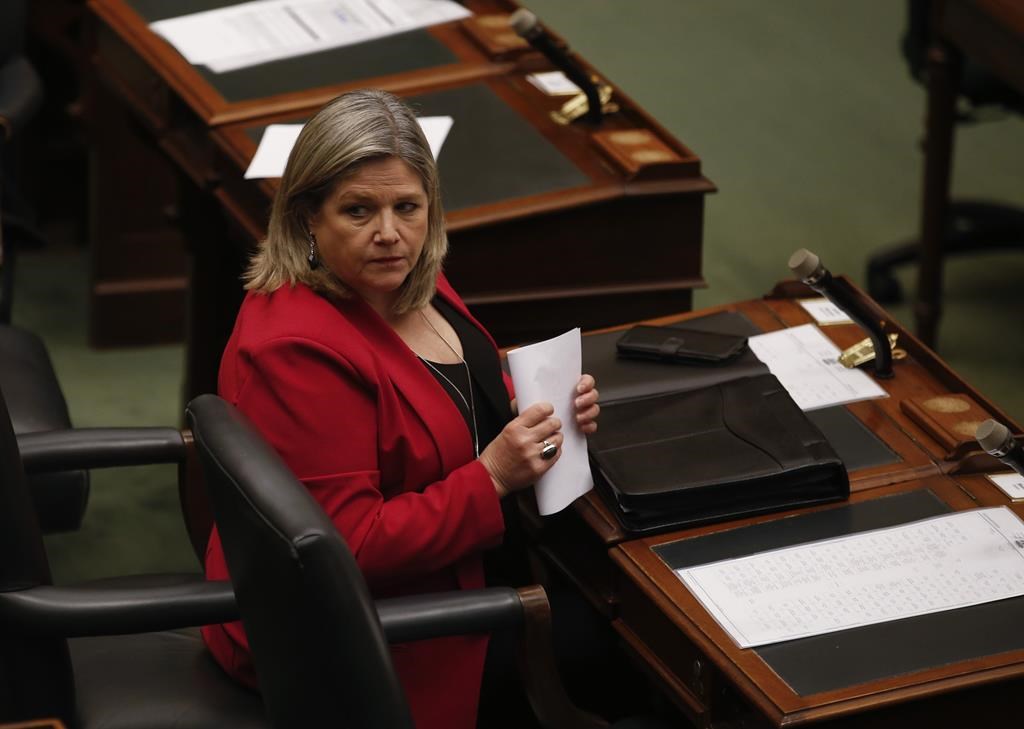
<box><xmin>902</xmin><ymin>0</ymin><xmax>1023</xmax><ymax>112</ymax></box>
<box><xmin>0</xmin><ymin>388</ymin><xmax>75</xmax><ymax>723</ymax></box>
<box><xmin>186</xmin><ymin>394</ymin><xmax>415</xmax><ymax>729</ymax></box>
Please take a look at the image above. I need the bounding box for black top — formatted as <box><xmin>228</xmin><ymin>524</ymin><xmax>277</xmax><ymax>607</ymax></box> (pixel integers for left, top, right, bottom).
<box><xmin>419</xmin><ymin>297</ymin><xmax>510</xmax><ymax>452</ymax></box>
<box><xmin>420</xmin><ymin>297</ymin><xmax>530</xmax><ymax>586</ymax></box>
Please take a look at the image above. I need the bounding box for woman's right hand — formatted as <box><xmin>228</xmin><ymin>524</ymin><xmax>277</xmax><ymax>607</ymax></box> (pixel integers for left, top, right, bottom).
<box><xmin>479</xmin><ymin>402</ymin><xmax>563</xmax><ymax>498</ymax></box>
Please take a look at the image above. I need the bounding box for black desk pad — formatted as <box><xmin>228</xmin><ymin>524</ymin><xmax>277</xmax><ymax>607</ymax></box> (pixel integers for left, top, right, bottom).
<box><xmin>127</xmin><ymin>0</ymin><xmax>458</xmax><ymax>103</ymax></box>
<box><xmin>655</xmin><ymin>490</ymin><xmax>1024</xmax><ymax>695</ymax></box>
<box><xmin>581</xmin><ymin>313</ymin><xmax>898</xmax><ymax>474</ymax></box>
<box><xmin>407</xmin><ymin>84</ymin><xmax>589</xmax><ymax>211</ymax></box>
<box><xmin>244</xmin><ymin>83</ymin><xmax>588</xmax><ymax>212</ymax></box>
<box><xmin>806</xmin><ymin>406</ymin><xmax>898</xmax><ymax>472</ymax></box>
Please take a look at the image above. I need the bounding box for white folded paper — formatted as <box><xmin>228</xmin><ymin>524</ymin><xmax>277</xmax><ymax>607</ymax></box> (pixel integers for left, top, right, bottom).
<box><xmin>747</xmin><ymin>324</ymin><xmax>888</xmax><ymax>411</ymax></box>
<box><xmin>797</xmin><ymin>297</ymin><xmax>853</xmax><ymax>325</ymax></box>
<box><xmin>506</xmin><ymin>329</ymin><xmax>594</xmax><ymax>516</ymax></box>
<box><xmin>987</xmin><ymin>472</ymin><xmax>1024</xmax><ymax>500</ymax></box>
<box><xmin>526</xmin><ymin>71</ymin><xmax>582</xmax><ymax>96</ymax></box>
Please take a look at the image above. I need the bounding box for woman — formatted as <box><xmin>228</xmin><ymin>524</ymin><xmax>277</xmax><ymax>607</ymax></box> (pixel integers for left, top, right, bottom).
<box><xmin>202</xmin><ymin>89</ymin><xmax>599</xmax><ymax>729</ymax></box>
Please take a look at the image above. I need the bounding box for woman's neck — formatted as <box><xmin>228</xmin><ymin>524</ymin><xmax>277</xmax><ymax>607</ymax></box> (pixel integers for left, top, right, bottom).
<box><xmin>362</xmin><ymin>290</ymin><xmax>401</xmax><ymax>323</ymax></box>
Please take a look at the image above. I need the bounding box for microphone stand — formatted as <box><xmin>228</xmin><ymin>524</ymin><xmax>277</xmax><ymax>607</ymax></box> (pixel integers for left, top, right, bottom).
<box><xmin>790</xmin><ymin>249</ymin><xmax>894</xmax><ymax>379</ymax></box>
<box><xmin>510</xmin><ymin>9</ymin><xmax>603</xmax><ymax>124</ymax></box>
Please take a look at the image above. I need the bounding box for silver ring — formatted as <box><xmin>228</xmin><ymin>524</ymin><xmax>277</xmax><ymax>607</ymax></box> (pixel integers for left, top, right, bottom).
<box><xmin>540</xmin><ymin>440</ymin><xmax>558</xmax><ymax>460</ymax></box>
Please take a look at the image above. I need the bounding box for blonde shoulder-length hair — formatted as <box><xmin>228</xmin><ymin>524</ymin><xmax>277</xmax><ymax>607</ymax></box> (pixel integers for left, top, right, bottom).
<box><xmin>245</xmin><ymin>89</ymin><xmax>448</xmax><ymax>313</ymax></box>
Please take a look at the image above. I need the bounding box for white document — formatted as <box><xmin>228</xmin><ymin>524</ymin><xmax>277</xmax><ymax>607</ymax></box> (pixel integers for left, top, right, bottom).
<box><xmin>243</xmin><ymin>124</ymin><xmax>304</xmax><ymax>179</ymax></box>
<box><xmin>414</xmin><ymin>116</ymin><xmax>454</xmax><ymax>162</ymax></box>
<box><xmin>244</xmin><ymin>116</ymin><xmax>453</xmax><ymax>179</ymax></box>
<box><xmin>506</xmin><ymin>329</ymin><xmax>594</xmax><ymax>516</ymax></box>
<box><xmin>526</xmin><ymin>71</ymin><xmax>582</xmax><ymax>96</ymax></box>
<box><xmin>151</xmin><ymin>0</ymin><xmax>472</xmax><ymax>73</ymax></box>
<box><xmin>747</xmin><ymin>324</ymin><xmax>888</xmax><ymax>411</ymax></box>
<box><xmin>988</xmin><ymin>472</ymin><xmax>1024</xmax><ymax>500</ymax></box>
<box><xmin>798</xmin><ymin>297</ymin><xmax>853</xmax><ymax>326</ymax></box>
<box><xmin>678</xmin><ymin>507</ymin><xmax>1024</xmax><ymax>648</ymax></box>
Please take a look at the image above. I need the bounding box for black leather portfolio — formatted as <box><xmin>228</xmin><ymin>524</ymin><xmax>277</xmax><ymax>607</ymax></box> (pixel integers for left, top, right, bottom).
<box><xmin>588</xmin><ymin>374</ymin><xmax>850</xmax><ymax>535</ymax></box>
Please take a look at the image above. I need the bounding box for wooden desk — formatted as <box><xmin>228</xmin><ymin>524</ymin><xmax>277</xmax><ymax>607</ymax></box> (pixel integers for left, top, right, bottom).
<box><xmin>82</xmin><ymin>0</ymin><xmax>520</xmax><ymax>350</ymax></box>
<box><xmin>614</xmin><ymin>474</ymin><xmax>1024</xmax><ymax>727</ymax></box>
<box><xmin>525</xmin><ymin>277</ymin><xmax>1021</xmax><ymax>616</ymax></box>
<box><xmin>85</xmin><ymin>0</ymin><xmax>713</xmax><ymax>399</ymax></box>
<box><xmin>524</xmin><ymin>279</ymin><xmax>1024</xmax><ymax>726</ymax></box>
<box><xmin>914</xmin><ymin>0</ymin><xmax>1024</xmax><ymax>346</ymax></box>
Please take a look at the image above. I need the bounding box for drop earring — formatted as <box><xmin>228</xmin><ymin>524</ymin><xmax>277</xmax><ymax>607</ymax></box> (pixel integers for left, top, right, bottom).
<box><xmin>307</xmin><ymin>231</ymin><xmax>319</xmax><ymax>270</ymax></box>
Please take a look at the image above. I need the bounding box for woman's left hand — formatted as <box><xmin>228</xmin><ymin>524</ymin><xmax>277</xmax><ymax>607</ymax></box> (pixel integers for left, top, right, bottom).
<box><xmin>574</xmin><ymin>374</ymin><xmax>600</xmax><ymax>434</ymax></box>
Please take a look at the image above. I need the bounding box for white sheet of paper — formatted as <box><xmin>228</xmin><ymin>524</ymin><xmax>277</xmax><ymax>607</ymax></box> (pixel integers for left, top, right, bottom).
<box><xmin>526</xmin><ymin>71</ymin><xmax>582</xmax><ymax>96</ymax></box>
<box><xmin>506</xmin><ymin>329</ymin><xmax>593</xmax><ymax>516</ymax></box>
<box><xmin>243</xmin><ymin>124</ymin><xmax>304</xmax><ymax>179</ymax></box>
<box><xmin>988</xmin><ymin>472</ymin><xmax>1024</xmax><ymax>500</ymax></box>
<box><xmin>747</xmin><ymin>324</ymin><xmax>888</xmax><ymax>411</ymax></box>
<box><xmin>678</xmin><ymin>507</ymin><xmax>1024</xmax><ymax>648</ymax></box>
<box><xmin>243</xmin><ymin>116</ymin><xmax>453</xmax><ymax>179</ymax></box>
<box><xmin>151</xmin><ymin>0</ymin><xmax>472</xmax><ymax>73</ymax></box>
<box><xmin>798</xmin><ymin>297</ymin><xmax>853</xmax><ymax>326</ymax></box>
<box><xmin>414</xmin><ymin>116</ymin><xmax>454</xmax><ymax>162</ymax></box>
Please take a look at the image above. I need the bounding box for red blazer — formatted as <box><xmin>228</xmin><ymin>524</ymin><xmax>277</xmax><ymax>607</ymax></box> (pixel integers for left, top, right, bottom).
<box><xmin>203</xmin><ymin>275</ymin><xmax>509</xmax><ymax>729</ymax></box>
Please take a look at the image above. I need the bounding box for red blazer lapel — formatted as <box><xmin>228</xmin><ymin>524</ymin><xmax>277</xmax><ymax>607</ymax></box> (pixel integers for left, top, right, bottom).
<box><xmin>332</xmin><ymin>294</ymin><xmax>476</xmax><ymax>477</ymax></box>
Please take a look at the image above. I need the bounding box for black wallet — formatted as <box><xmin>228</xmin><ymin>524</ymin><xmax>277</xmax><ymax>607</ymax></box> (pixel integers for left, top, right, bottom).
<box><xmin>588</xmin><ymin>373</ymin><xmax>849</xmax><ymax>535</ymax></box>
<box><xmin>616</xmin><ymin>325</ymin><xmax>747</xmax><ymax>365</ymax></box>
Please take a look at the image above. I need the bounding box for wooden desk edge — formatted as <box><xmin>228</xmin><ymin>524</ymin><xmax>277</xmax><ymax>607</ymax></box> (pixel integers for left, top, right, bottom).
<box><xmin>612</xmin><ymin>477</ymin><xmax>1024</xmax><ymax>725</ymax></box>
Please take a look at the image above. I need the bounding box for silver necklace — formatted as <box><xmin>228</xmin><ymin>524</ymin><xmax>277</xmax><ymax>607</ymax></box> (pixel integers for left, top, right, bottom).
<box><xmin>418</xmin><ymin>310</ymin><xmax>480</xmax><ymax>457</ymax></box>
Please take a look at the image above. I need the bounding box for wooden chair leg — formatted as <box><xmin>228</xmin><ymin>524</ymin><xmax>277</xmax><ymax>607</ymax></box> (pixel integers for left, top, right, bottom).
<box><xmin>516</xmin><ymin>584</ymin><xmax>610</xmax><ymax>729</ymax></box>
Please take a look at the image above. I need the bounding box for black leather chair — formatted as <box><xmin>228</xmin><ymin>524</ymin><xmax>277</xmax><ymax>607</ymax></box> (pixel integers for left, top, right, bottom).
<box><xmin>866</xmin><ymin>0</ymin><xmax>1024</xmax><ymax>308</ymax></box>
<box><xmin>0</xmin><ymin>387</ymin><xmax>269</xmax><ymax>728</ymax></box>
<box><xmin>186</xmin><ymin>393</ymin><xmax>641</xmax><ymax>729</ymax></box>
<box><xmin>0</xmin><ymin>0</ymin><xmax>91</xmax><ymax>535</ymax></box>
<box><xmin>0</xmin><ymin>326</ymin><xmax>91</xmax><ymax>533</ymax></box>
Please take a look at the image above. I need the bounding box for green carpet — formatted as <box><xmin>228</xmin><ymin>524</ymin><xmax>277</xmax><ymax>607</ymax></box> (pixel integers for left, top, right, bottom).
<box><xmin>22</xmin><ymin>0</ymin><xmax>1024</xmax><ymax>582</ymax></box>
<box><xmin>17</xmin><ymin>252</ymin><xmax>199</xmax><ymax>580</ymax></box>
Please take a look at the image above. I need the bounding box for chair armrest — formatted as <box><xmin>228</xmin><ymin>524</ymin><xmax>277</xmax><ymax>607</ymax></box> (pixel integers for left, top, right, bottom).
<box><xmin>380</xmin><ymin>585</ymin><xmax>607</xmax><ymax>729</ymax></box>
<box><xmin>0</xmin><ymin>575</ymin><xmax>237</xmax><ymax>637</ymax></box>
<box><xmin>376</xmin><ymin>586</ymin><xmax>523</xmax><ymax>643</ymax></box>
<box><xmin>18</xmin><ymin>427</ymin><xmax>187</xmax><ymax>473</ymax></box>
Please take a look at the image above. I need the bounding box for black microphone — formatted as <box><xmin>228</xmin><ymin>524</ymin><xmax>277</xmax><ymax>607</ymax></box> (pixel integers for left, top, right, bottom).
<box><xmin>509</xmin><ymin>8</ymin><xmax>603</xmax><ymax>124</ymax></box>
<box><xmin>788</xmin><ymin>248</ymin><xmax>894</xmax><ymax>378</ymax></box>
<box><xmin>976</xmin><ymin>420</ymin><xmax>1024</xmax><ymax>477</ymax></box>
